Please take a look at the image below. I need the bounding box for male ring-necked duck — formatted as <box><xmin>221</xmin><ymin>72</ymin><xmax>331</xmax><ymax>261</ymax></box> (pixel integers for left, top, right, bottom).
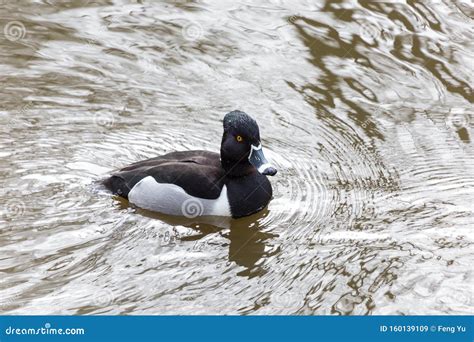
<box><xmin>103</xmin><ymin>110</ymin><xmax>277</xmax><ymax>218</ymax></box>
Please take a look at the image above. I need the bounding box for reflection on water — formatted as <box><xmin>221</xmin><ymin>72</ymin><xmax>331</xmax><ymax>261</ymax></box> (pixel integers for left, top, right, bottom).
<box><xmin>0</xmin><ymin>0</ymin><xmax>472</xmax><ymax>315</ymax></box>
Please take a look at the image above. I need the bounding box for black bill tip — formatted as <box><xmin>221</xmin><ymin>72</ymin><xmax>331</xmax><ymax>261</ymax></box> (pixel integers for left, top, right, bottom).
<box><xmin>262</xmin><ymin>166</ymin><xmax>277</xmax><ymax>176</ymax></box>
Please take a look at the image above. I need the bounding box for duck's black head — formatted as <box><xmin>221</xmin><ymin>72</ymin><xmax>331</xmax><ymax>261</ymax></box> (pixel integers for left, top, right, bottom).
<box><xmin>220</xmin><ymin>110</ymin><xmax>277</xmax><ymax>177</ymax></box>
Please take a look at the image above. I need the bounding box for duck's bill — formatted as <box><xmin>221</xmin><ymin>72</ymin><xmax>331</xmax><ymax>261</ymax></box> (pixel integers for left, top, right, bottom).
<box><xmin>249</xmin><ymin>144</ymin><xmax>277</xmax><ymax>176</ymax></box>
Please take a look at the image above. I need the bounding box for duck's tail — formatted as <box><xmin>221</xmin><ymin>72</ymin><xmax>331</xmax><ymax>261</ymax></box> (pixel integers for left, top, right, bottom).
<box><xmin>102</xmin><ymin>175</ymin><xmax>131</xmax><ymax>199</ymax></box>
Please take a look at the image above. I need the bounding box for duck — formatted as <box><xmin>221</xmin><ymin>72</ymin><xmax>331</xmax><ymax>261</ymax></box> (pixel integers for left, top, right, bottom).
<box><xmin>103</xmin><ymin>110</ymin><xmax>277</xmax><ymax>218</ymax></box>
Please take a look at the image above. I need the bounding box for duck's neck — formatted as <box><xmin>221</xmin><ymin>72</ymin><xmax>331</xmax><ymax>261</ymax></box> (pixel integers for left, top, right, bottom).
<box><xmin>220</xmin><ymin>157</ymin><xmax>254</xmax><ymax>178</ymax></box>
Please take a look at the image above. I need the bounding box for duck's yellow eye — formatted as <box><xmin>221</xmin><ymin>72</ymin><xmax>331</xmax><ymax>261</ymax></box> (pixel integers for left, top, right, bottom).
<box><xmin>236</xmin><ymin>135</ymin><xmax>243</xmax><ymax>142</ymax></box>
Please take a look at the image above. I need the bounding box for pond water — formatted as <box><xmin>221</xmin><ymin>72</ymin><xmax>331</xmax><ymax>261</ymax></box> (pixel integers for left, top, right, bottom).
<box><xmin>0</xmin><ymin>0</ymin><xmax>472</xmax><ymax>315</ymax></box>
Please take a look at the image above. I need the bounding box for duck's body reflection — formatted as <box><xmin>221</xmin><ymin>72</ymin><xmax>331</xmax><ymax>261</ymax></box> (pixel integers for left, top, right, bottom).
<box><xmin>117</xmin><ymin>198</ymin><xmax>277</xmax><ymax>276</ymax></box>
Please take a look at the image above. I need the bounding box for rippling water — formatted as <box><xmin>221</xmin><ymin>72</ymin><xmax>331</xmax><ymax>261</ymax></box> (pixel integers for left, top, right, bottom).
<box><xmin>1</xmin><ymin>0</ymin><xmax>473</xmax><ymax>315</ymax></box>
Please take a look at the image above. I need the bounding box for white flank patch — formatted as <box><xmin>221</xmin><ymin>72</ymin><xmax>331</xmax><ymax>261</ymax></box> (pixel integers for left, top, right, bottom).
<box><xmin>128</xmin><ymin>176</ymin><xmax>231</xmax><ymax>217</ymax></box>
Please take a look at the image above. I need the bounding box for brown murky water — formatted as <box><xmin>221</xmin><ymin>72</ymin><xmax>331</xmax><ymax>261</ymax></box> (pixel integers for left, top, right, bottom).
<box><xmin>0</xmin><ymin>1</ymin><xmax>473</xmax><ymax>315</ymax></box>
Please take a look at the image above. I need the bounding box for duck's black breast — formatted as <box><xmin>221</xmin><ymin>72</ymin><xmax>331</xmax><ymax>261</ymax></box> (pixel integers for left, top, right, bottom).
<box><xmin>225</xmin><ymin>171</ymin><xmax>273</xmax><ymax>218</ymax></box>
<box><xmin>103</xmin><ymin>150</ymin><xmax>226</xmax><ymax>199</ymax></box>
